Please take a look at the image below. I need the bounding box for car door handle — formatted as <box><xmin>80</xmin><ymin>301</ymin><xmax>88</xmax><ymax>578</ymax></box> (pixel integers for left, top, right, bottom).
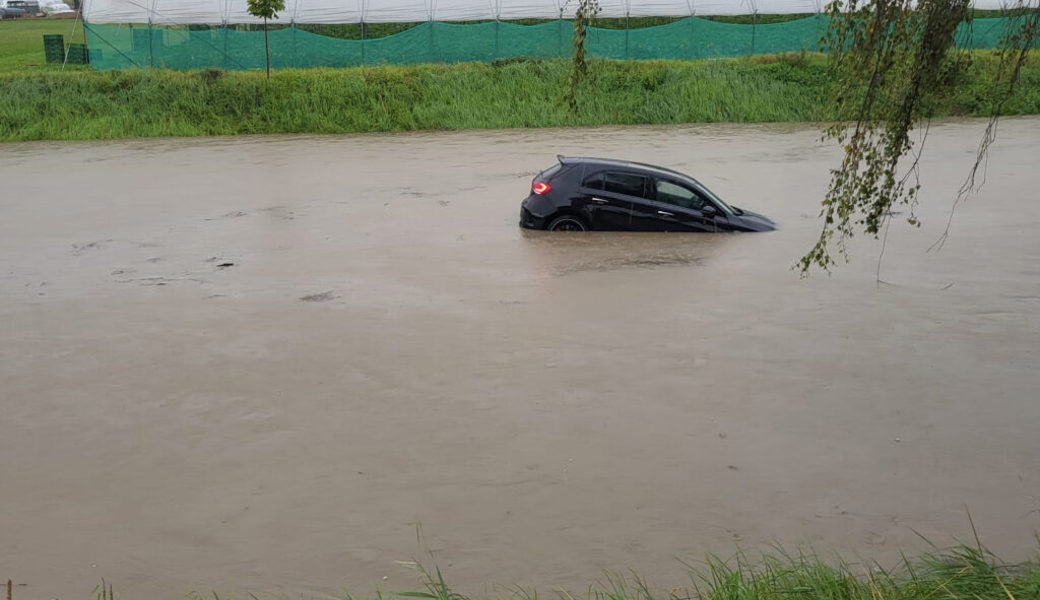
<box><xmin>591</xmin><ymin>197</ymin><xmax>609</xmax><ymax>204</ymax></box>
<box><xmin>657</xmin><ymin>210</ymin><xmax>675</xmax><ymax>217</ymax></box>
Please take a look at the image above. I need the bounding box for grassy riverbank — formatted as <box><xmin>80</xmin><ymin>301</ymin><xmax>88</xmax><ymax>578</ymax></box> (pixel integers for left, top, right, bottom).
<box><xmin>70</xmin><ymin>543</ymin><xmax>1038</xmax><ymax>600</ymax></box>
<box><xmin>391</xmin><ymin>545</ymin><xmax>1040</xmax><ymax>600</ymax></box>
<box><xmin>1</xmin><ymin>51</ymin><xmax>1038</xmax><ymax>141</ymax></box>
<box><xmin>5</xmin><ymin>544</ymin><xmax>1034</xmax><ymax>600</ymax></box>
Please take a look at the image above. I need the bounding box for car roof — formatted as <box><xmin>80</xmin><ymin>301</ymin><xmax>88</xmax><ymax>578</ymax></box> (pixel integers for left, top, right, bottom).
<box><xmin>557</xmin><ymin>155</ymin><xmax>694</xmax><ymax>181</ymax></box>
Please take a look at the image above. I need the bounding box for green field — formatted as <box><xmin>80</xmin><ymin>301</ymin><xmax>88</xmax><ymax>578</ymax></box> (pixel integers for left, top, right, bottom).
<box><xmin>0</xmin><ymin>18</ymin><xmax>87</xmax><ymax>72</ymax></box>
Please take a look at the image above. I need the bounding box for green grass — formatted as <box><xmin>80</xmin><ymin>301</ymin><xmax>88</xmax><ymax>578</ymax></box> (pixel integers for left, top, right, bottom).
<box><xmin>9</xmin><ymin>542</ymin><xmax>1040</xmax><ymax>600</ymax></box>
<box><xmin>687</xmin><ymin>545</ymin><xmax>1040</xmax><ymax>600</ymax></box>
<box><xmin>1</xmin><ymin>51</ymin><xmax>1037</xmax><ymax>142</ymax></box>
<box><xmin>399</xmin><ymin>544</ymin><xmax>1040</xmax><ymax>600</ymax></box>
<box><xmin>0</xmin><ymin>18</ymin><xmax>87</xmax><ymax>72</ymax></box>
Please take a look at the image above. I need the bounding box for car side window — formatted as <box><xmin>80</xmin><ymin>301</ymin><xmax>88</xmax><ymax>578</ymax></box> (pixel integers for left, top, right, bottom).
<box><xmin>582</xmin><ymin>172</ymin><xmax>605</xmax><ymax>190</ymax></box>
<box><xmin>655</xmin><ymin>179</ymin><xmax>706</xmax><ymax>211</ymax></box>
<box><xmin>603</xmin><ymin>172</ymin><xmax>649</xmax><ymax>198</ymax></box>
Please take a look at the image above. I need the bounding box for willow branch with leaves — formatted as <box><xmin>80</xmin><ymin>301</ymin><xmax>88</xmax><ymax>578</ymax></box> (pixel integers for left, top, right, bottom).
<box><xmin>799</xmin><ymin>0</ymin><xmax>1037</xmax><ymax>274</ymax></box>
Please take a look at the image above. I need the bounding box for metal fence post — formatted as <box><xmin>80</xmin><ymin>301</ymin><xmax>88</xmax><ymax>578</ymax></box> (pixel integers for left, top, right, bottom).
<box><xmin>625</xmin><ymin>11</ymin><xmax>630</xmax><ymax>59</ymax></box>
<box><xmin>558</xmin><ymin>8</ymin><xmax>564</xmax><ymax>58</ymax></box>
<box><xmin>751</xmin><ymin>10</ymin><xmax>757</xmax><ymax>56</ymax></box>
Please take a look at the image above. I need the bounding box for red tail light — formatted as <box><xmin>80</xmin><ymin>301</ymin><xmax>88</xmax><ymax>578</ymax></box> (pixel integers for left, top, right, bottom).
<box><xmin>532</xmin><ymin>181</ymin><xmax>551</xmax><ymax>195</ymax></box>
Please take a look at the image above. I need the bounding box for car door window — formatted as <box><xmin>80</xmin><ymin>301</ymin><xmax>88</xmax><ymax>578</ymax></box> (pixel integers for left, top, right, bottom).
<box><xmin>655</xmin><ymin>180</ymin><xmax>706</xmax><ymax>211</ymax></box>
<box><xmin>603</xmin><ymin>172</ymin><xmax>649</xmax><ymax>198</ymax></box>
<box><xmin>582</xmin><ymin>172</ymin><xmax>605</xmax><ymax>190</ymax></box>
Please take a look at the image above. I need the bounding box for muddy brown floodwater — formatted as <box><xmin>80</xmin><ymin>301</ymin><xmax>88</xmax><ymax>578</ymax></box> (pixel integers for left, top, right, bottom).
<box><xmin>2</xmin><ymin>120</ymin><xmax>1040</xmax><ymax>600</ymax></box>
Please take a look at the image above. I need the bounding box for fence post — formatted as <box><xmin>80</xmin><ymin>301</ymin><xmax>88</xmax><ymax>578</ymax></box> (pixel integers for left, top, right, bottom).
<box><xmin>751</xmin><ymin>10</ymin><xmax>757</xmax><ymax>56</ymax></box>
<box><xmin>625</xmin><ymin>11</ymin><xmax>630</xmax><ymax>59</ymax></box>
<box><xmin>429</xmin><ymin>18</ymin><xmax>435</xmax><ymax>63</ymax></box>
<box><xmin>689</xmin><ymin>10</ymin><xmax>695</xmax><ymax>59</ymax></box>
<box><xmin>558</xmin><ymin>8</ymin><xmax>564</xmax><ymax>58</ymax></box>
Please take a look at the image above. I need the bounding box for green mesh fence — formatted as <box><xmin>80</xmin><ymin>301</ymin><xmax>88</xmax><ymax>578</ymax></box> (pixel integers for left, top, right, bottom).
<box><xmin>83</xmin><ymin>16</ymin><xmax>1023</xmax><ymax>71</ymax></box>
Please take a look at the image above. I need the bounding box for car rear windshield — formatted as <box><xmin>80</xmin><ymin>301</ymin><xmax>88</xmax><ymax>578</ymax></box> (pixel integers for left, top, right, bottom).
<box><xmin>536</xmin><ymin>163</ymin><xmax>564</xmax><ymax>182</ymax></box>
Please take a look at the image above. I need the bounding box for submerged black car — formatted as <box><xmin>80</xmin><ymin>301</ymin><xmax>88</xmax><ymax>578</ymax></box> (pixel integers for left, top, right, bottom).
<box><xmin>520</xmin><ymin>156</ymin><xmax>776</xmax><ymax>232</ymax></box>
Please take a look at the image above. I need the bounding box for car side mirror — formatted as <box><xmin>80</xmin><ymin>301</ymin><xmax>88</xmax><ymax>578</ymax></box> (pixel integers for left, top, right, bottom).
<box><xmin>701</xmin><ymin>204</ymin><xmax>718</xmax><ymax>218</ymax></box>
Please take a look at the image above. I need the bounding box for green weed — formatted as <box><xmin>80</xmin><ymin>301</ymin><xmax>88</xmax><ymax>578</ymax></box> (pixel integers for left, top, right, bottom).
<box><xmin>0</xmin><ymin>52</ymin><xmax>1036</xmax><ymax>141</ymax></box>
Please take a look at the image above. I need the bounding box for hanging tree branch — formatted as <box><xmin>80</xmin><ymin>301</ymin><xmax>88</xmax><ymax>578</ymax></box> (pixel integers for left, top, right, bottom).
<box><xmin>931</xmin><ymin>6</ymin><xmax>1039</xmax><ymax>251</ymax></box>
<box><xmin>798</xmin><ymin>0</ymin><xmax>1037</xmax><ymax>274</ymax></box>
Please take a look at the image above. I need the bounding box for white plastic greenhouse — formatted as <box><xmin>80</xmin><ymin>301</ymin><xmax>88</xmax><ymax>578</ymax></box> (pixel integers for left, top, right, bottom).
<box><xmin>82</xmin><ymin>0</ymin><xmax>1033</xmax><ymax>25</ymax></box>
